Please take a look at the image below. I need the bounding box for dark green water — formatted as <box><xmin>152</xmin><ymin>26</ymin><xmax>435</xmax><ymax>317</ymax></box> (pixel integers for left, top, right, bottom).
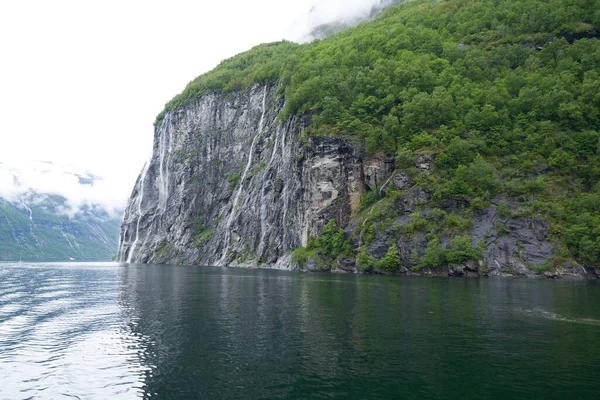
<box><xmin>1</xmin><ymin>263</ymin><xmax>599</xmax><ymax>399</ymax></box>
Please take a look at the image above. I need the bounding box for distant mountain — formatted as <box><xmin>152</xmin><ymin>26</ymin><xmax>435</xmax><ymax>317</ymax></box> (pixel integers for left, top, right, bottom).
<box><xmin>0</xmin><ymin>161</ymin><xmax>121</xmax><ymax>261</ymax></box>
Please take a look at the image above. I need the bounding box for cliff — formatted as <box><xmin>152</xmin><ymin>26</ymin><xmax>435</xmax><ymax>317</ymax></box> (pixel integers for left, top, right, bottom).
<box><xmin>118</xmin><ymin>0</ymin><xmax>600</xmax><ymax>279</ymax></box>
<box><xmin>119</xmin><ymin>85</ymin><xmax>362</xmax><ymax>269</ymax></box>
<box><xmin>118</xmin><ymin>84</ymin><xmax>597</xmax><ymax>279</ymax></box>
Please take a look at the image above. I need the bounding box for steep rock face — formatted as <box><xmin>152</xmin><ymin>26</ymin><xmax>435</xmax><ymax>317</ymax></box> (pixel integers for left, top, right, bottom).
<box><xmin>118</xmin><ymin>85</ymin><xmax>363</xmax><ymax>268</ymax></box>
<box><xmin>118</xmin><ymin>86</ymin><xmax>597</xmax><ymax>279</ymax></box>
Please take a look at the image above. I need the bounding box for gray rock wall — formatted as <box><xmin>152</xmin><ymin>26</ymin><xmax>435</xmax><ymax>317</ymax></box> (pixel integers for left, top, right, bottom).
<box><xmin>118</xmin><ymin>85</ymin><xmax>598</xmax><ymax>279</ymax></box>
<box><xmin>118</xmin><ymin>85</ymin><xmax>364</xmax><ymax>269</ymax></box>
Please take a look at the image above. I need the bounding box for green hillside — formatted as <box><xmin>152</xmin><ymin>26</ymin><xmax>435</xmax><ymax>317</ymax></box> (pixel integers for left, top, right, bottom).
<box><xmin>159</xmin><ymin>0</ymin><xmax>600</xmax><ymax>268</ymax></box>
<box><xmin>0</xmin><ymin>196</ymin><xmax>120</xmax><ymax>262</ymax></box>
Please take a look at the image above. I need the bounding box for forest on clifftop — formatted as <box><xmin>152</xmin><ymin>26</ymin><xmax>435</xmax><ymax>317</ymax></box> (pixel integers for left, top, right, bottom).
<box><xmin>157</xmin><ymin>0</ymin><xmax>600</xmax><ymax>270</ymax></box>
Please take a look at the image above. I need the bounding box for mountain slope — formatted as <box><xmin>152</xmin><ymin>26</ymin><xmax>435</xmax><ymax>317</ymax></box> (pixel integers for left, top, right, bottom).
<box><xmin>0</xmin><ymin>162</ymin><xmax>121</xmax><ymax>261</ymax></box>
<box><xmin>121</xmin><ymin>0</ymin><xmax>600</xmax><ymax>278</ymax></box>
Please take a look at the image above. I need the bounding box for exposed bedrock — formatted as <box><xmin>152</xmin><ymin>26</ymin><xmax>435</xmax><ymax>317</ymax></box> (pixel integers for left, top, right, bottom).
<box><xmin>118</xmin><ymin>85</ymin><xmax>597</xmax><ymax>279</ymax></box>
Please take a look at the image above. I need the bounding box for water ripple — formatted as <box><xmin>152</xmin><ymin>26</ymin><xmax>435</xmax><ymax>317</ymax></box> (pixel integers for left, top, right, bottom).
<box><xmin>1</xmin><ymin>263</ymin><xmax>599</xmax><ymax>399</ymax></box>
<box><xmin>0</xmin><ymin>265</ymin><xmax>147</xmax><ymax>399</ymax></box>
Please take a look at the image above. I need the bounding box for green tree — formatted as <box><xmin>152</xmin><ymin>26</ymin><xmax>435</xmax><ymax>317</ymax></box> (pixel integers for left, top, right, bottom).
<box><xmin>445</xmin><ymin>235</ymin><xmax>480</xmax><ymax>265</ymax></box>
<box><xmin>420</xmin><ymin>238</ymin><xmax>445</xmax><ymax>268</ymax></box>
<box><xmin>379</xmin><ymin>242</ymin><xmax>401</xmax><ymax>270</ymax></box>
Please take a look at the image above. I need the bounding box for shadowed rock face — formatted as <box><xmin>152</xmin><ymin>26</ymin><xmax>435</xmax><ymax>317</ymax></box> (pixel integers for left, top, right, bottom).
<box><xmin>118</xmin><ymin>86</ymin><xmax>597</xmax><ymax>279</ymax></box>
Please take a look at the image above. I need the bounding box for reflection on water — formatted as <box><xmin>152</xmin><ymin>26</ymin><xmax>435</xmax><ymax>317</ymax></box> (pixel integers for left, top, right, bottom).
<box><xmin>1</xmin><ymin>263</ymin><xmax>599</xmax><ymax>399</ymax></box>
<box><xmin>0</xmin><ymin>263</ymin><xmax>149</xmax><ymax>398</ymax></box>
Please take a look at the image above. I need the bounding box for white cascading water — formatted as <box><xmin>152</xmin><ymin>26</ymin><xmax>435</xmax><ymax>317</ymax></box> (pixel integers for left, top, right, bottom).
<box><xmin>59</xmin><ymin>221</ymin><xmax>77</xmax><ymax>253</ymax></box>
<box><xmin>257</xmin><ymin>125</ymin><xmax>281</xmax><ymax>257</ymax></box>
<box><xmin>280</xmin><ymin>126</ymin><xmax>289</xmax><ymax>251</ymax></box>
<box><xmin>220</xmin><ymin>86</ymin><xmax>268</xmax><ymax>262</ymax></box>
<box><xmin>378</xmin><ymin>173</ymin><xmax>395</xmax><ymax>198</ymax></box>
<box><xmin>126</xmin><ymin>161</ymin><xmax>150</xmax><ymax>263</ymax></box>
<box><xmin>21</xmin><ymin>200</ymin><xmax>33</xmax><ymax>221</ymax></box>
<box><xmin>158</xmin><ymin>114</ymin><xmax>172</xmax><ymax>212</ymax></box>
<box><xmin>167</xmin><ymin>122</ymin><xmax>173</xmax><ymax>206</ymax></box>
<box><xmin>117</xmin><ymin>212</ymin><xmax>127</xmax><ymax>261</ymax></box>
<box><xmin>119</xmin><ymin>112</ymin><xmax>173</xmax><ymax>262</ymax></box>
<box><xmin>20</xmin><ymin>197</ymin><xmax>40</xmax><ymax>247</ymax></box>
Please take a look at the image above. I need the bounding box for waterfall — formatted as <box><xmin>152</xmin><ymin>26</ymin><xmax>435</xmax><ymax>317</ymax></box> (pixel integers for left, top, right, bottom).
<box><xmin>22</xmin><ymin>200</ymin><xmax>33</xmax><ymax>221</ymax></box>
<box><xmin>117</xmin><ymin>213</ymin><xmax>127</xmax><ymax>261</ymax></box>
<box><xmin>126</xmin><ymin>161</ymin><xmax>150</xmax><ymax>263</ymax></box>
<box><xmin>158</xmin><ymin>114</ymin><xmax>172</xmax><ymax>212</ymax></box>
<box><xmin>280</xmin><ymin>123</ymin><xmax>289</xmax><ymax>251</ymax></box>
<box><xmin>59</xmin><ymin>221</ymin><xmax>77</xmax><ymax>253</ymax></box>
<box><xmin>379</xmin><ymin>173</ymin><xmax>395</xmax><ymax>198</ymax></box>
<box><xmin>220</xmin><ymin>86</ymin><xmax>268</xmax><ymax>262</ymax></box>
<box><xmin>257</xmin><ymin>125</ymin><xmax>281</xmax><ymax>258</ymax></box>
<box><xmin>118</xmin><ymin>110</ymin><xmax>175</xmax><ymax>263</ymax></box>
<box><xmin>21</xmin><ymin>197</ymin><xmax>40</xmax><ymax>247</ymax></box>
<box><xmin>167</xmin><ymin>121</ymin><xmax>173</xmax><ymax>209</ymax></box>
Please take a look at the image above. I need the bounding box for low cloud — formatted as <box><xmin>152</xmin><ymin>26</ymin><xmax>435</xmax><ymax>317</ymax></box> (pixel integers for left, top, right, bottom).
<box><xmin>0</xmin><ymin>160</ymin><xmax>125</xmax><ymax>218</ymax></box>
<box><xmin>291</xmin><ymin>0</ymin><xmax>384</xmax><ymax>42</ymax></box>
<box><xmin>0</xmin><ymin>1</ymin><xmax>393</xmax><ymax>221</ymax></box>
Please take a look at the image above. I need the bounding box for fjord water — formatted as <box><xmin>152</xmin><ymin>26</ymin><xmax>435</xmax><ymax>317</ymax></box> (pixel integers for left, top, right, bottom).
<box><xmin>1</xmin><ymin>264</ymin><xmax>599</xmax><ymax>399</ymax></box>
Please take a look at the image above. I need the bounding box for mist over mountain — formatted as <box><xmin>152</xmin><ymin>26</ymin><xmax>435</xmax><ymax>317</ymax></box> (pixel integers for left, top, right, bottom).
<box><xmin>0</xmin><ymin>161</ymin><xmax>121</xmax><ymax>261</ymax></box>
<box><xmin>298</xmin><ymin>0</ymin><xmax>403</xmax><ymax>41</ymax></box>
<box><xmin>0</xmin><ymin>160</ymin><xmax>125</xmax><ymax>216</ymax></box>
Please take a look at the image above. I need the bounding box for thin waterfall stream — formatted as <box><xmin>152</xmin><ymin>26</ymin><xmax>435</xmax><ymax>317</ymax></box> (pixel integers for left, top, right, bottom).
<box><xmin>220</xmin><ymin>86</ymin><xmax>268</xmax><ymax>263</ymax></box>
<box><xmin>125</xmin><ymin>162</ymin><xmax>150</xmax><ymax>263</ymax></box>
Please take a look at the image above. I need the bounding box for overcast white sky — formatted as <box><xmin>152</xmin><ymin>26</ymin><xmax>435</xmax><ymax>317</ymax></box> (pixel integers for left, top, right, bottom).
<box><xmin>0</xmin><ymin>0</ymin><xmax>380</xmax><ymax>209</ymax></box>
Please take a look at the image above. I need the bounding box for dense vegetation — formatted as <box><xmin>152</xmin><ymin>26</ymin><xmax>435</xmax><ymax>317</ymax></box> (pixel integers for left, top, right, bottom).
<box><xmin>160</xmin><ymin>0</ymin><xmax>600</xmax><ymax>269</ymax></box>
<box><xmin>292</xmin><ymin>219</ymin><xmax>353</xmax><ymax>267</ymax></box>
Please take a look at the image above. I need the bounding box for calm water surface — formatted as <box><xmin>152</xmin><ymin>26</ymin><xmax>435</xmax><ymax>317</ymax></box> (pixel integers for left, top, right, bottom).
<box><xmin>0</xmin><ymin>262</ymin><xmax>599</xmax><ymax>399</ymax></box>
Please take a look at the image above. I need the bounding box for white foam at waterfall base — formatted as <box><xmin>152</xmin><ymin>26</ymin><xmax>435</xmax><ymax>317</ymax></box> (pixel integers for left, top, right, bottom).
<box><xmin>220</xmin><ymin>86</ymin><xmax>268</xmax><ymax>263</ymax></box>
